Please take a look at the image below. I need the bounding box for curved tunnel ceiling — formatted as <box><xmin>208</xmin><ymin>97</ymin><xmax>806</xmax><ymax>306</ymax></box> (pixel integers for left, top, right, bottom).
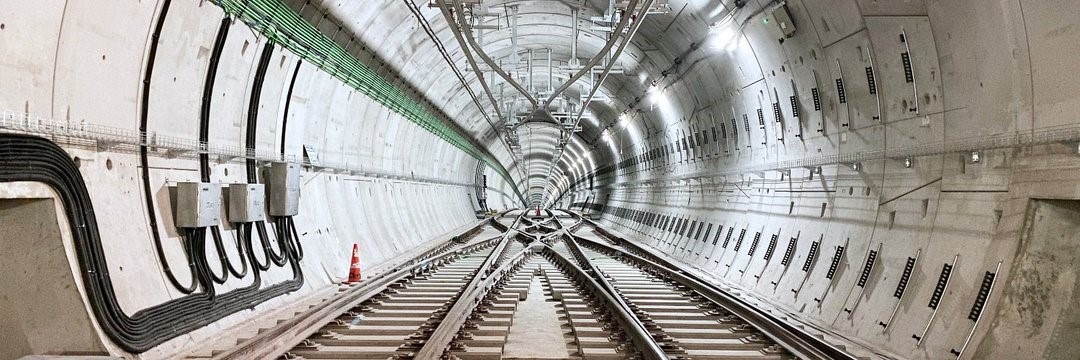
<box><xmin>311</xmin><ymin>0</ymin><xmax>723</xmax><ymax>204</ymax></box>
<box><xmin>4</xmin><ymin>0</ymin><xmax>1080</xmax><ymax>358</ymax></box>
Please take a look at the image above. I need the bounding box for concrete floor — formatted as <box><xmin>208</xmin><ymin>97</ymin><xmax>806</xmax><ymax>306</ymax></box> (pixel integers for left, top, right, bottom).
<box><xmin>502</xmin><ymin>275</ymin><xmax>572</xmax><ymax>359</ymax></box>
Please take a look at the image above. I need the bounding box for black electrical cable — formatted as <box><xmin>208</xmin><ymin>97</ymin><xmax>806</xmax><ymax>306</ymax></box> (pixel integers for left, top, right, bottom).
<box><xmin>263</xmin><ymin>58</ymin><xmax>302</xmax><ymax>269</ymax></box>
<box><xmin>139</xmin><ymin>0</ymin><xmax>200</xmax><ymax>295</ymax></box>
<box><xmin>246</xmin><ymin>40</ymin><xmax>274</xmax><ymax>182</ymax></box>
<box><xmin>261</xmin><ymin>222</ymin><xmax>289</xmax><ymax>264</ymax></box>
<box><xmin>11</xmin><ymin>7</ymin><xmax>305</xmax><ymax>352</ymax></box>
<box><xmin>0</xmin><ymin>134</ymin><xmax>305</xmax><ymax>352</ymax></box>
<box><xmin>264</xmin><ymin>217</ymin><xmax>290</xmax><ymax>266</ymax></box>
<box><xmin>197</xmin><ymin>17</ymin><xmax>236</xmax><ymax>286</ymax></box>
<box><xmin>287</xmin><ymin>216</ymin><xmax>304</xmax><ymax>261</ymax></box>
<box><xmin>200</xmin><ymin>17</ymin><xmax>230</xmax><ymax>184</ymax></box>
<box><xmin>255</xmin><ymin>224</ymin><xmax>284</xmax><ymax>267</ymax></box>
<box><xmin>205</xmin><ymin>229</ymin><xmax>230</xmax><ymax>284</ymax></box>
<box><xmin>234</xmin><ymin>223</ymin><xmax>266</xmax><ymax>272</ymax></box>
<box><xmin>247</xmin><ymin>223</ymin><xmax>274</xmax><ymax>271</ymax></box>
<box><xmin>246</xmin><ymin>40</ymin><xmax>290</xmax><ymax>270</ymax></box>
<box><xmin>220</xmin><ymin>225</ymin><xmax>249</xmax><ymax>278</ymax></box>
<box><xmin>186</xmin><ymin>227</ymin><xmax>218</xmax><ymax>302</ymax></box>
<box><xmin>279</xmin><ymin>60</ymin><xmax>302</xmax><ymax>156</ymax></box>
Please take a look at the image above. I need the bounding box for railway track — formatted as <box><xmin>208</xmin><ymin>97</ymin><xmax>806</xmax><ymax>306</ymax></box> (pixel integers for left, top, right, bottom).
<box><xmin>572</xmin><ymin>239</ymin><xmax>788</xmax><ymax>359</ymax></box>
<box><xmin>210</xmin><ymin>210</ymin><xmax>855</xmax><ymax>360</ymax></box>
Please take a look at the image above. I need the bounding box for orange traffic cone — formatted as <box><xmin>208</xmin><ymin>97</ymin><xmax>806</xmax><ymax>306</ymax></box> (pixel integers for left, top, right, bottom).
<box><xmin>347</xmin><ymin>244</ymin><xmax>362</xmax><ymax>283</ymax></box>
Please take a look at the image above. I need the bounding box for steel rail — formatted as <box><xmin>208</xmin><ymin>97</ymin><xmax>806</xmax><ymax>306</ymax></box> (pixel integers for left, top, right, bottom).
<box><xmin>573</xmin><ymin>225</ymin><xmax>857</xmax><ymax>360</ymax></box>
<box><xmin>213</xmin><ymin>219</ymin><xmax>500</xmax><ymax>359</ymax></box>
<box><xmin>543</xmin><ymin>243</ymin><xmax>669</xmax><ymax>360</ymax></box>
<box><xmin>414</xmin><ymin>230</ymin><xmax>540</xmax><ymax>358</ymax></box>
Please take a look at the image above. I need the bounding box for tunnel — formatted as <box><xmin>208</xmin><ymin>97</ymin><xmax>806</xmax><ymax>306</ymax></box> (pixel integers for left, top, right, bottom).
<box><xmin>1</xmin><ymin>0</ymin><xmax>1079</xmax><ymax>359</ymax></box>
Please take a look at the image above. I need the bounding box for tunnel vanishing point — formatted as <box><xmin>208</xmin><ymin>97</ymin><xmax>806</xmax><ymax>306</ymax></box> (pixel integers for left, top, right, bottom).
<box><xmin>1</xmin><ymin>0</ymin><xmax>1080</xmax><ymax>359</ymax></box>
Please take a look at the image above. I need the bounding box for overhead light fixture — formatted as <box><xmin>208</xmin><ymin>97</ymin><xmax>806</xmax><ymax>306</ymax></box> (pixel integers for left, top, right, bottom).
<box><xmin>851</xmin><ymin>162</ymin><xmax>861</xmax><ymax>171</ymax></box>
<box><xmin>904</xmin><ymin>157</ymin><xmax>913</xmax><ymax>168</ymax></box>
<box><xmin>707</xmin><ymin>10</ymin><xmax>739</xmax><ymax>51</ymax></box>
<box><xmin>970</xmin><ymin>151</ymin><xmax>981</xmax><ymax>163</ymax></box>
<box><xmin>709</xmin><ymin>26</ymin><xmax>738</xmax><ymax>50</ymax></box>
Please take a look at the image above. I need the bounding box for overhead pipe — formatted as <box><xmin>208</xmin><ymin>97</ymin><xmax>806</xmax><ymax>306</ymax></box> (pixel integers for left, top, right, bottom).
<box><xmin>511</xmin><ymin>5</ymin><xmax>519</xmax><ymax>65</ymax></box>
<box><xmin>539</xmin><ymin>0</ymin><xmax>654</xmax><ymax>202</ymax></box>
<box><xmin>570</xmin><ymin>8</ymin><xmax>579</xmax><ymax>65</ymax></box>
<box><xmin>543</xmin><ymin>0</ymin><xmax>641</xmax><ymax>107</ymax></box>
<box><xmin>440</xmin><ymin>0</ymin><xmax>538</xmax><ymax>108</ymax></box>
<box><xmin>548</xmin><ymin>48</ymin><xmax>553</xmax><ymax>93</ymax></box>
<box><xmin>428</xmin><ymin>0</ymin><xmax>526</xmax><ymax>181</ymax></box>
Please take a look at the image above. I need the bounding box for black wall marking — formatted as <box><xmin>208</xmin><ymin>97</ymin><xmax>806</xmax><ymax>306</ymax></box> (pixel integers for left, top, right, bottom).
<box><xmin>790</xmin><ymin>95</ymin><xmax>800</xmax><ymax>118</ymax></box>
<box><xmin>801</xmin><ymin>241</ymin><xmax>820</xmax><ymax>272</ymax></box>
<box><xmin>835</xmin><ymin>78</ymin><xmax>847</xmax><ymax>104</ymax></box>
<box><xmin>781</xmin><ymin>236</ymin><xmax>798</xmax><ymax>266</ymax></box>
<box><xmin>764</xmin><ymin>234</ymin><xmax>778</xmax><ymax>261</ymax></box>
<box><xmin>858</xmin><ymin>250</ymin><xmax>878</xmax><ymax>287</ymax></box>
<box><xmin>825</xmin><ymin>245</ymin><xmax>846</xmax><ymax>279</ymax></box>
<box><xmin>928</xmin><ymin>263</ymin><xmax>953</xmax><ymax>309</ymax></box>
<box><xmin>812</xmin><ymin>87</ymin><xmax>821</xmax><ymax>111</ymax></box>
<box><xmin>733</xmin><ymin>228</ymin><xmax>747</xmax><ymax>251</ymax></box>
<box><xmin>902</xmin><ymin>52</ymin><xmax>914</xmax><ymax>83</ymax></box>
<box><xmin>866</xmin><ymin>66</ymin><xmax>878</xmax><ymax>94</ymax></box>
<box><xmin>747</xmin><ymin>232</ymin><xmax>761</xmax><ymax>257</ymax></box>
<box><xmin>894</xmin><ymin>256</ymin><xmax>917</xmax><ymax>298</ymax></box>
<box><xmin>967</xmin><ymin>271</ymin><xmax>997</xmax><ymax>321</ymax></box>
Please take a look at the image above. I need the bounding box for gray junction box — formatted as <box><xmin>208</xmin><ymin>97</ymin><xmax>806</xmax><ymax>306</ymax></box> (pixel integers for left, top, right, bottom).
<box><xmin>175</xmin><ymin>182</ymin><xmax>222</xmax><ymax>228</ymax></box>
<box><xmin>228</xmin><ymin>183</ymin><xmax>266</xmax><ymax>223</ymax></box>
<box><xmin>764</xmin><ymin>4</ymin><xmax>796</xmax><ymax>39</ymax></box>
<box><xmin>267</xmin><ymin>162</ymin><xmax>300</xmax><ymax>216</ymax></box>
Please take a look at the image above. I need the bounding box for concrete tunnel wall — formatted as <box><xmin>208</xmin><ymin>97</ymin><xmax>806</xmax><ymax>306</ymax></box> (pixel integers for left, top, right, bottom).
<box><xmin>0</xmin><ymin>0</ymin><xmax>518</xmax><ymax>358</ymax></box>
<box><xmin>2</xmin><ymin>0</ymin><xmax>1080</xmax><ymax>359</ymax></box>
<box><xmin>557</xmin><ymin>0</ymin><xmax>1080</xmax><ymax>359</ymax></box>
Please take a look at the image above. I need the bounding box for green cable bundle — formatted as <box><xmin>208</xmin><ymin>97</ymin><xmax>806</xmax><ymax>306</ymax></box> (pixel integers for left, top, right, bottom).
<box><xmin>212</xmin><ymin>0</ymin><xmax>523</xmax><ymax>202</ymax></box>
